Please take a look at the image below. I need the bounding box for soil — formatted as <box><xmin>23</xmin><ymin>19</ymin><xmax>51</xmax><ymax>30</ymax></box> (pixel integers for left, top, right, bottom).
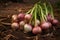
<box><xmin>0</xmin><ymin>2</ymin><xmax>60</xmax><ymax>40</ymax></box>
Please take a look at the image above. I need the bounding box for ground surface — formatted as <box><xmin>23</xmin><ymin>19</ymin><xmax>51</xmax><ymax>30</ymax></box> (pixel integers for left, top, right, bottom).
<box><xmin>0</xmin><ymin>2</ymin><xmax>60</xmax><ymax>40</ymax></box>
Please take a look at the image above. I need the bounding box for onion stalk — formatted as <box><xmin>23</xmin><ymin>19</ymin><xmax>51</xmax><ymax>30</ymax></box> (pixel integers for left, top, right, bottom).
<box><xmin>49</xmin><ymin>3</ymin><xmax>54</xmax><ymax>19</ymax></box>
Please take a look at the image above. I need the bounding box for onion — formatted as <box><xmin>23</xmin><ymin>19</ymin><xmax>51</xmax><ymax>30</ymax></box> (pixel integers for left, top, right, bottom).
<box><xmin>25</xmin><ymin>14</ymin><xmax>32</xmax><ymax>21</ymax></box>
<box><xmin>36</xmin><ymin>19</ymin><xmax>40</xmax><ymax>26</ymax></box>
<box><xmin>19</xmin><ymin>21</ymin><xmax>25</xmax><ymax>30</ymax></box>
<box><xmin>18</xmin><ymin>13</ymin><xmax>25</xmax><ymax>21</ymax></box>
<box><xmin>11</xmin><ymin>22</ymin><xmax>19</xmax><ymax>30</ymax></box>
<box><xmin>31</xmin><ymin>20</ymin><xmax>40</xmax><ymax>26</ymax></box>
<box><xmin>12</xmin><ymin>15</ymin><xmax>18</xmax><ymax>22</ymax></box>
<box><xmin>24</xmin><ymin>24</ymin><xmax>32</xmax><ymax>33</ymax></box>
<box><xmin>52</xmin><ymin>19</ymin><xmax>58</xmax><ymax>25</ymax></box>
<box><xmin>19</xmin><ymin>21</ymin><xmax>25</xmax><ymax>26</ymax></box>
<box><xmin>47</xmin><ymin>14</ymin><xmax>53</xmax><ymax>22</ymax></box>
<box><xmin>41</xmin><ymin>22</ymin><xmax>52</xmax><ymax>29</ymax></box>
<box><xmin>32</xmin><ymin>26</ymin><xmax>42</xmax><ymax>34</ymax></box>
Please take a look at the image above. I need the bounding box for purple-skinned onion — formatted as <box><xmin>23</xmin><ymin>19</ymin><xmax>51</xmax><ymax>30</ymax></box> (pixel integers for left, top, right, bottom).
<box><xmin>32</xmin><ymin>26</ymin><xmax>42</xmax><ymax>34</ymax></box>
<box><xmin>47</xmin><ymin>14</ymin><xmax>53</xmax><ymax>22</ymax></box>
<box><xmin>41</xmin><ymin>22</ymin><xmax>52</xmax><ymax>29</ymax></box>
<box><xmin>18</xmin><ymin>13</ymin><xmax>25</xmax><ymax>21</ymax></box>
<box><xmin>52</xmin><ymin>19</ymin><xmax>58</xmax><ymax>25</ymax></box>
<box><xmin>25</xmin><ymin>14</ymin><xmax>32</xmax><ymax>21</ymax></box>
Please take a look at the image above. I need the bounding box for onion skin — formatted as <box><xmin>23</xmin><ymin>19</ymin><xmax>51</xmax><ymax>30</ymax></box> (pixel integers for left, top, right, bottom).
<box><xmin>41</xmin><ymin>22</ymin><xmax>52</xmax><ymax>30</ymax></box>
<box><xmin>19</xmin><ymin>21</ymin><xmax>25</xmax><ymax>30</ymax></box>
<box><xmin>31</xmin><ymin>20</ymin><xmax>40</xmax><ymax>26</ymax></box>
<box><xmin>19</xmin><ymin>21</ymin><xmax>25</xmax><ymax>26</ymax></box>
<box><xmin>12</xmin><ymin>15</ymin><xmax>18</xmax><ymax>22</ymax></box>
<box><xmin>36</xmin><ymin>19</ymin><xmax>40</xmax><ymax>26</ymax></box>
<box><xmin>32</xmin><ymin>26</ymin><xmax>42</xmax><ymax>34</ymax></box>
<box><xmin>24</xmin><ymin>24</ymin><xmax>32</xmax><ymax>33</ymax></box>
<box><xmin>25</xmin><ymin>14</ymin><xmax>32</xmax><ymax>21</ymax></box>
<box><xmin>47</xmin><ymin>14</ymin><xmax>53</xmax><ymax>22</ymax></box>
<box><xmin>18</xmin><ymin>13</ymin><xmax>25</xmax><ymax>21</ymax></box>
<box><xmin>52</xmin><ymin>19</ymin><xmax>58</xmax><ymax>26</ymax></box>
<box><xmin>11</xmin><ymin>22</ymin><xmax>19</xmax><ymax>30</ymax></box>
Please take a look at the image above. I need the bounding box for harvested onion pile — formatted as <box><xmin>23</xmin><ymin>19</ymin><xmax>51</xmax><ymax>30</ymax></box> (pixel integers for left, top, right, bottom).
<box><xmin>11</xmin><ymin>2</ymin><xmax>58</xmax><ymax>35</ymax></box>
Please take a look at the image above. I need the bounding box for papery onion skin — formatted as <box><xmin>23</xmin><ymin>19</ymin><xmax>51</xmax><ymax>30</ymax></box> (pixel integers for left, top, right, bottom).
<box><xmin>41</xmin><ymin>22</ymin><xmax>52</xmax><ymax>30</ymax></box>
<box><xmin>36</xmin><ymin>19</ymin><xmax>40</xmax><ymax>26</ymax></box>
<box><xmin>18</xmin><ymin>13</ymin><xmax>25</xmax><ymax>21</ymax></box>
<box><xmin>25</xmin><ymin>14</ymin><xmax>32</xmax><ymax>21</ymax></box>
<box><xmin>12</xmin><ymin>15</ymin><xmax>18</xmax><ymax>22</ymax></box>
<box><xmin>32</xmin><ymin>26</ymin><xmax>42</xmax><ymax>34</ymax></box>
<box><xmin>52</xmin><ymin>19</ymin><xmax>58</xmax><ymax>26</ymax></box>
<box><xmin>19</xmin><ymin>21</ymin><xmax>25</xmax><ymax>26</ymax></box>
<box><xmin>24</xmin><ymin>24</ymin><xmax>32</xmax><ymax>33</ymax></box>
<box><xmin>19</xmin><ymin>21</ymin><xmax>25</xmax><ymax>30</ymax></box>
<box><xmin>11</xmin><ymin>22</ymin><xmax>19</xmax><ymax>30</ymax></box>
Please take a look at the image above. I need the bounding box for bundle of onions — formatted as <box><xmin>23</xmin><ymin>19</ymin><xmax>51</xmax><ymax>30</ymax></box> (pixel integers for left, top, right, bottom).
<box><xmin>32</xmin><ymin>4</ymin><xmax>42</xmax><ymax>34</ymax></box>
<box><xmin>38</xmin><ymin>4</ymin><xmax>52</xmax><ymax>30</ymax></box>
<box><xmin>11</xmin><ymin>2</ymin><xmax>59</xmax><ymax>36</ymax></box>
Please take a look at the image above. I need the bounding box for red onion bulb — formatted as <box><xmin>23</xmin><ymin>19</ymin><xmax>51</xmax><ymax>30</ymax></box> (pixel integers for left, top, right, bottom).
<box><xmin>41</xmin><ymin>22</ymin><xmax>52</xmax><ymax>29</ymax></box>
<box><xmin>32</xmin><ymin>26</ymin><xmax>42</xmax><ymax>34</ymax></box>
<box><xmin>18</xmin><ymin>13</ymin><xmax>25</xmax><ymax>21</ymax></box>
<box><xmin>25</xmin><ymin>14</ymin><xmax>32</xmax><ymax>21</ymax></box>
<box><xmin>52</xmin><ymin>19</ymin><xmax>58</xmax><ymax>25</ymax></box>
<box><xmin>47</xmin><ymin>14</ymin><xmax>53</xmax><ymax>22</ymax></box>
